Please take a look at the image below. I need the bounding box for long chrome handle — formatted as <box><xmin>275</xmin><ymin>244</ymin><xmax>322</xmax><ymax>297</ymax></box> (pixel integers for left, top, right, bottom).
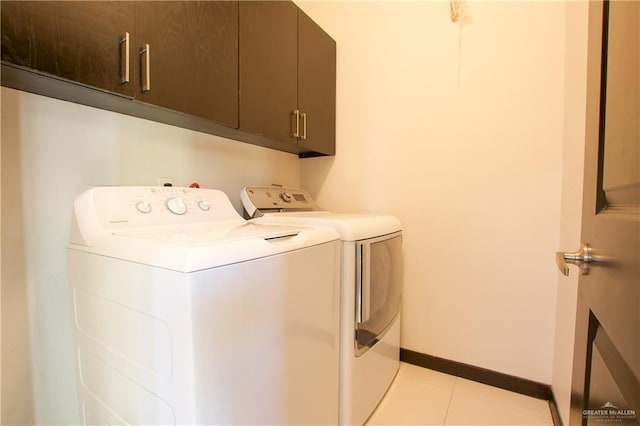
<box><xmin>119</xmin><ymin>32</ymin><xmax>130</xmax><ymax>84</ymax></box>
<box><xmin>556</xmin><ymin>243</ymin><xmax>593</xmax><ymax>276</ymax></box>
<box><xmin>291</xmin><ymin>109</ymin><xmax>300</xmax><ymax>138</ymax></box>
<box><xmin>356</xmin><ymin>243</ymin><xmax>371</xmax><ymax>324</ymax></box>
<box><xmin>300</xmin><ymin>112</ymin><xmax>307</xmax><ymax>140</ymax></box>
<box><xmin>140</xmin><ymin>44</ymin><xmax>150</xmax><ymax>92</ymax></box>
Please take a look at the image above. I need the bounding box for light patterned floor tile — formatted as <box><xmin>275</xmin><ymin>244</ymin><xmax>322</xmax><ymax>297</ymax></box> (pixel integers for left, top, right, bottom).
<box><xmin>366</xmin><ymin>372</ymin><xmax>453</xmax><ymax>425</ymax></box>
<box><xmin>365</xmin><ymin>363</ymin><xmax>554</xmax><ymax>426</ymax></box>
<box><xmin>444</xmin><ymin>390</ymin><xmax>553</xmax><ymax>426</ymax></box>
<box><xmin>453</xmin><ymin>378</ymin><xmax>553</xmax><ymax>419</ymax></box>
<box><xmin>398</xmin><ymin>362</ymin><xmax>457</xmax><ymax>390</ymax></box>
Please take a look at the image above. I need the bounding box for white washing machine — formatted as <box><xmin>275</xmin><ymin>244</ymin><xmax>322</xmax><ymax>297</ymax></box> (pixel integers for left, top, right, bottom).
<box><xmin>67</xmin><ymin>186</ymin><xmax>341</xmax><ymax>425</ymax></box>
<box><xmin>241</xmin><ymin>186</ymin><xmax>402</xmax><ymax>426</ymax></box>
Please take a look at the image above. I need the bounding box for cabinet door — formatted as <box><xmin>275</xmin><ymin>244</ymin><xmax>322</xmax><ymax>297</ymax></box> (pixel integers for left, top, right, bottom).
<box><xmin>239</xmin><ymin>1</ymin><xmax>298</xmax><ymax>144</ymax></box>
<box><xmin>298</xmin><ymin>10</ymin><xmax>337</xmax><ymax>156</ymax></box>
<box><xmin>135</xmin><ymin>1</ymin><xmax>238</xmax><ymax>128</ymax></box>
<box><xmin>1</xmin><ymin>1</ymin><xmax>135</xmax><ymax>97</ymax></box>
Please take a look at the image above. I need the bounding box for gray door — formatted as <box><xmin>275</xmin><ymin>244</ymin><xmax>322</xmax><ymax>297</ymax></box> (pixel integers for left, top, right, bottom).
<box><xmin>563</xmin><ymin>1</ymin><xmax>639</xmax><ymax>424</ymax></box>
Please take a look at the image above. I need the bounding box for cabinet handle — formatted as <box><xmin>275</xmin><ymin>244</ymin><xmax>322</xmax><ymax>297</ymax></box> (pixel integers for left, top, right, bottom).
<box><xmin>291</xmin><ymin>109</ymin><xmax>300</xmax><ymax>138</ymax></box>
<box><xmin>300</xmin><ymin>112</ymin><xmax>307</xmax><ymax>140</ymax></box>
<box><xmin>119</xmin><ymin>32</ymin><xmax>130</xmax><ymax>84</ymax></box>
<box><xmin>140</xmin><ymin>44</ymin><xmax>150</xmax><ymax>92</ymax></box>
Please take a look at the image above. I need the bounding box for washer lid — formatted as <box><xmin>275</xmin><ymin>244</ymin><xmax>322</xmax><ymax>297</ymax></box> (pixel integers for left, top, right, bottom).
<box><xmin>116</xmin><ymin>221</ymin><xmax>303</xmax><ymax>246</ymax></box>
<box><xmin>69</xmin><ymin>221</ymin><xmax>340</xmax><ymax>272</ymax></box>
<box><xmin>68</xmin><ymin>186</ymin><xmax>340</xmax><ymax>272</ymax></box>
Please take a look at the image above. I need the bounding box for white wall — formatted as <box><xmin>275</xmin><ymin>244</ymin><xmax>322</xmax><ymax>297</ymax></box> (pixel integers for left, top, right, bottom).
<box><xmin>553</xmin><ymin>1</ymin><xmax>589</xmax><ymax>423</ymax></box>
<box><xmin>1</xmin><ymin>87</ymin><xmax>301</xmax><ymax>425</ymax></box>
<box><xmin>298</xmin><ymin>1</ymin><xmax>566</xmax><ymax>383</ymax></box>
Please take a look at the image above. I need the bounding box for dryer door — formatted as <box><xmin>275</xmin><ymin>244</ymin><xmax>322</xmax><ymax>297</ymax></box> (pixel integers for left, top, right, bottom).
<box><xmin>355</xmin><ymin>232</ymin><xmax>402</xmax><ymax>356</ymax></box>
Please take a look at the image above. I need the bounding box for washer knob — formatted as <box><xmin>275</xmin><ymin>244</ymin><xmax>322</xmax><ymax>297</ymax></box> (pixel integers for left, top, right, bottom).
<box><xmin>136</xmin><ymin>200</ymin><xmax>152</xmax><ymax>214</ymax></box>
<box><xmin>198</xmin><ymin>200</ymin><xmax>211</xmax><ymax>211</ymax></box>
<box><xmin>280</xmin><ymin>192</ymin><xmax>292</xmax><ymax>203</ymax></box>
<box><xmin>166</xmin><ymin>197</ymin><xmax>187</xmax><ymax>215</ymax></box>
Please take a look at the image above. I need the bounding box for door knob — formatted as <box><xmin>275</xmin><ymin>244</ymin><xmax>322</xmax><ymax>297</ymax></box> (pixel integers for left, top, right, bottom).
<box><xmin>556</xmin><ymin>243</ymin><xmax>593</xmax><ymax>276</ymax></box>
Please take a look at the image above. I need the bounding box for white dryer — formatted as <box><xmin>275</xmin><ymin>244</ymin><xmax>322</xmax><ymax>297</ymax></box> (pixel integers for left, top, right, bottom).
<box><xmin>67</xmin><ymin>186</ymin><xmax>341</xmax><ymax>425</ymax></box>
<box><xmin>241</xmin><ymin>186</ymin><xmax>402</xmax><ymax>426</ymax></box>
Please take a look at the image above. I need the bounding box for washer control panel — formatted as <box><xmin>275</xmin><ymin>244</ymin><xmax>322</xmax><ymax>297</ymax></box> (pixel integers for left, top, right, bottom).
<box><xmin>79</xmin><ymin>186</ymin><xmax>241</xmax><ymax>230</ymax></box>
<box><xmin>241</xmin><ymin>186</ymin><xmax>319</xmax><ymax>218</ymax></box>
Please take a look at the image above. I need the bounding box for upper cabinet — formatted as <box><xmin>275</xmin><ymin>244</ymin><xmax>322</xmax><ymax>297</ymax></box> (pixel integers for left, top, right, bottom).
<box><xmin>134</xmin><ymin>2</ymin><xmax>238</xmax><ymax>128</ymax></box>
<box><xmin>239</xmin><ymin>2</ymin><xmax>336</xmax><ymax>157</ymax></box>
<box><xmin>1</xmin><ymin>0</ymin><xmax>335</xmax><ymax>157</ymax></box>
<box><xmin>1</xmin><ymin>1</ymin><xmax>135</xmax><ymax>97</ymax></box>
<box><xmin>239</xmin><ymin>1</ymin><xmax>298</xmax><ymax>147</ymax></box>
<box><xmin>297</xmin><ymin>9</ymin><xmax>337</xmax><ymax>157</ymax></box>
<box><xmin>1</xmin><ymin>1</ymin><xmax>238</xmax><ymax>128</ymax></box>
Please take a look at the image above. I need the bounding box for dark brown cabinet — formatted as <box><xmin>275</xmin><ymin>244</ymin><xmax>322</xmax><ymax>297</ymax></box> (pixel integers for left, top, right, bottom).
<box><xmin>1</xmin><ymin>1</ymin><xmax>135</xmax><ymax>97</ymax></box>
<box><xmin>297</xmin><ymin>9</ymin><xmax>337</xmax><ymax>156</ymax></box>
<box><xmin>1</xmin><ymin>1</ymin><xmax>238</xmax><ymax>128</ymax></box>
<box><xmin>1</xmin><ymin>0</ymin><xmax>335</xmax><ymax>157</ymax></box>
<box><xmin>135</xmin><ymin>2</ymin><xmax>238</xmax><ymax>128</ymax></box>
<box><xmin>239</xmin><ymin>1</ymin><xmax>298</xmax><ymax>146</ymax></box>
<box><xmin>239</xmin><ymin>2</ymin><xmax>336</xmax><ymax>157</ymax></box>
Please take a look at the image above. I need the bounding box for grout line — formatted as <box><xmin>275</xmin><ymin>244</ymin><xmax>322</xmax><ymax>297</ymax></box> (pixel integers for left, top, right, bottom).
<box><xmin>444</xmin><ymin>377</ymin><xmax>554</xmax><ymax>425</ymax></box>
<box><xmin>398</xmin><ymin>372</ymin><xmax>457</xmax><ymax>393</ymax></box>
<box><xmin>453</xmin><ymin>378</ymin><xmax>554</xmax><ymax>419</ymax></box>
<box><xmin>441</xmin><ymin>377</ymin><xmax>457</xmax><ymax>426</ymax></box>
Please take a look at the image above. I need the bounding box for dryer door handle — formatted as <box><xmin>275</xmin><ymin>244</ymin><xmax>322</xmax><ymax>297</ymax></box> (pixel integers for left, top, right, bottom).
<box><xmin>356</xmin><ymin>243</ymin><xmax>371</xmax><ymax>324</ymax></box>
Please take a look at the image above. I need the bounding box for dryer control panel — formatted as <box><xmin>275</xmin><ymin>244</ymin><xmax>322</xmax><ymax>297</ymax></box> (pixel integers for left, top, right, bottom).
<box><xmin>241</xmin><ymin>186</ymin><xmax>319</xmax><ymax>218</ymax></box>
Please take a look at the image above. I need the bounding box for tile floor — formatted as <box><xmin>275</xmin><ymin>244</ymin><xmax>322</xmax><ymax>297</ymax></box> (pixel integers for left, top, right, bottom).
<box><xmin>365</xmin><ymin>362</ymin><xmax>554</xmax><ymax>426</ymax></box>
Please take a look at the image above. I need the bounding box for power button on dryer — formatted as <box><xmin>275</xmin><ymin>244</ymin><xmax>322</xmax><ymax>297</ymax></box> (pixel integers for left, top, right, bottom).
<box><xmin>280</xmin><ymin>192</ymin><xmax>292</xmax><ymax>203</ymax></box>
